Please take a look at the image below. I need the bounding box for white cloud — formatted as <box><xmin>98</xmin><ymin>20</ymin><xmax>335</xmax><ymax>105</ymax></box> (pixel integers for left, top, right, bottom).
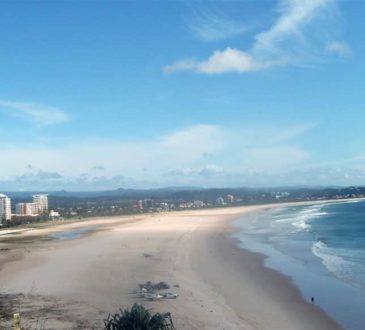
<box><xmin>160</xmin><ymin>122</ymin><xmax>316</xmax><ymax>185</ymax></box>
<box><xmin>158</xmin><ymin>124</ymin><xmax>225</xmax><ymax>165</ymax></box>
<box><xmin>165</xmin><ymin>164</ymin><xmax>224</xmax><ymax>178</ymax></box>
<box><xmin>0</xmin><ymin>122</ymin><xmax>327</xmax><ymax>189</ymax></box>
<box><xmin>0</xmin><ymin>100</ymin><xmax>70</xmax><ymax>126</ymax></box>
<box><xmin>164</xmin><ymin>48</ymin><xmax>285</xmax><ymax>74</ymax></box>
<box><xmin>0</xmin><ymin>124</ymin><xmax>225</xmax><ymax>179</ymax></box>
<box><xmin>164</xmin><ymin>59</ymin><xmax>197</xmax><ymax>74</ymax></box>
<box><xmin>186</xmin><ymin>8</ymin><xmax>249</xmax><ymax>42</ymax></box>
<box><xmin>244</xmin><ymin>146</ymin><xmax>310</xmax><ymax>171</ymax></box>
<box><xmin>279</xmin><ymin>166</ymin><xmax>365</xmax><ymax>186</ymax></box>
<box><xmin>91</xmin><ymin>166</ymin><xmax>106</xmax><ymax>171</ymax></box>
<box><xmin>267</xmin><ymin>123</ymin><xmax>318</xmax><ymax>145</ymax></box>
<box><xmin>165</xmin><ymin>0</ymin><xmax>343</xmax><ymax>74</ymax></box>
<box><xmin>253</xmin><ymin>0</ymin><xmax>333</xmax><ymax>55</ymax></box>
<box><xmin>160</xmin><ymin>124</ymin><xmax>221</xmax><ymax>150</ymax></box>
<box><xmin>196</xmin><ymin>48</ymin><xmax>260</xmax><ymax>73</ymax></box>
<box><xmin>0</xmin><ymin>170</ymin><xmax>130</xmax><ymax>191</ymax></box>
<box><xmin>165</xmin><ymin>168</ymin><xmax>195</xmax><ymax>177</ymax></box>
<box><xmin>164</xmin><ymin>47</ymin><xmax>276</xmax><ymax>74</ymax></box>
<box><xmin>162</xmin><ymin>165</ymin><xmax>365</xmax><ymax>188</ymax></box>
<box><xmin>223</xmin><ymin>122</ymin><xmax>317</xmax><ymax>149</ymax></box>
<box><xmin>199</xmin><ymin>164</ymin><xmax>224</xmax><ymax>176</ymax></box>
<box><xmin>326</xmin><ymin>41</ymin><xmax>352</xmax><ymax>58</ymax></box>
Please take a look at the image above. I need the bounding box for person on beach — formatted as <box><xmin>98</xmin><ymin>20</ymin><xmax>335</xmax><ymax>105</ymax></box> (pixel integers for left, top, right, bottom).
<box><xmin>311</xmin><ymin>297</ymin><xmax>314</xmax><ymax>304</ymax></box>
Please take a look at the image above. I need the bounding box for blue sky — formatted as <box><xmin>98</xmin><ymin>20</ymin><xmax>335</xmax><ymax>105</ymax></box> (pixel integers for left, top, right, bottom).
<box><xmin>0</xmin><ymin>0</ymin><xmax>364</xmax><ymax>190</ymax></box>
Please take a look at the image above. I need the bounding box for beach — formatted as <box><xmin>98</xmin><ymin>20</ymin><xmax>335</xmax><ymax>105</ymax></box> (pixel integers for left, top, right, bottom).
<box><xmin>0</xmin><ymin>204</ymin><xmax>341</xmax><ymax>329</ymax></box>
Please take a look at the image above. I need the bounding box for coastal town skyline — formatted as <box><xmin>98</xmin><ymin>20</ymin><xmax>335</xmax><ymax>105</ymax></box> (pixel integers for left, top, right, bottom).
<box><xmin>0</xmin><ymin>0</ymin><xmax>364</xmax><ymax>190</ymax></box>
<box><xmin>0</xmin><ymin>193</ymin><xmax>50</xmax><ymax>222</ymax></box>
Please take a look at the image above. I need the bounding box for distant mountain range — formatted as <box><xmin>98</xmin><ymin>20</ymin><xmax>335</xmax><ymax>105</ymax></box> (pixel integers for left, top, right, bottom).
<box><xmin>4</xmin><ymin>185</ymin><xmax>365</xmax><ymax>202</ymax></box>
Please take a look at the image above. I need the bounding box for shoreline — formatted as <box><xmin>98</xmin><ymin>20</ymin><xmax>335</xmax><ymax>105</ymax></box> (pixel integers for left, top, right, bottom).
<box><xmin>188</xmin><ymin>206</ymin><xmax>342</xmax><ymax>330</ymax></box>
<box><xmin>0</xmin><ymin>202</ymin><xmax>343</xmax><ymax>329</ymax></box>
<box><xmin>1</xmin><ymin>197</ymin><xmax>361</xmax><ymax>237</ymax></box>
<box><xmin>231</xmin><ymin>199</ymin><xmax>365</xmax><ymax>330</ymax></box>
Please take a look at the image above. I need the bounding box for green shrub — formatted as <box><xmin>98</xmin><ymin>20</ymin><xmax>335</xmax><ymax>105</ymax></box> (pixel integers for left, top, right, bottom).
<box><xmin>104</xmin><ymin>303</ymin><xmax>175</xmax><ymax>330</ymax></box>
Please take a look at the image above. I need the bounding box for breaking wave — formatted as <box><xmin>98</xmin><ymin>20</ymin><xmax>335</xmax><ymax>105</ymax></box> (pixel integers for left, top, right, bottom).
<box><xmin>312</xmin><ymin>240</ymin><xmax>365</xmax><ymax>288</ymax></box>
<box><xmin>274</xmin><ymin>205</ymin><xmax>328</xmax><ymax>232</ymax></box>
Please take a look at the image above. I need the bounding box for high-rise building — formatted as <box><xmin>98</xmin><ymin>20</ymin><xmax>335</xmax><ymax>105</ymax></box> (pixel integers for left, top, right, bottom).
<box><xmin>15</xmin><ymin>203</ymin><xmax>26</xmax><ymax>215</ymax></box>
<box><xmin>15</xmin><ymin>203</ymin><xmax>38</xmax><ymax>216</ymax></box>
<box><xmin>226</xmin><ymin>194</ymin><xmax>235</xmax><ymax>204</ymax></box>
<box><xmin>32</xmin><ymin>194</ymin><xmax>48</xmax><ymax>215</ymax></box>
<box><xmin>215</xmin><ymin>196</ymin><xmax>225</xmax><ymax>205</ymax></box>
<box><xmin>0</xmin><ymin>193</ymin><xmax>12</xmax><ymax>223</ymax></box>
<box><xmin>15</xmin><ymin>195</ymin><xmax>48</xmax><ymax>217</ymax></box>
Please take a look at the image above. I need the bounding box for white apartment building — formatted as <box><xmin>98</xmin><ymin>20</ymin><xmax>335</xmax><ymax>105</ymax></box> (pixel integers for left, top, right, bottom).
<box><xmin>32</xmin><ymin>194</ymin><xmax>48</xmax><ymax>215</ymax></box>
<box><xmin>49</xmin><ymin>210</ymin><xmax>60</xmax><ymax>219</ymax></box>
<box><xmin>0</xmin><ymin>193</ymin><xmax>12</xmax><ymax>223</ymax></box>
<box><xmin>215</xmin><ymin>196</ymin><xmax>225</xmax><ymax>205</ymax></box>
<box><xmin>226</xmin><ymin>194</ymin><xmax>235</xmax><ymax>204</ymax></box>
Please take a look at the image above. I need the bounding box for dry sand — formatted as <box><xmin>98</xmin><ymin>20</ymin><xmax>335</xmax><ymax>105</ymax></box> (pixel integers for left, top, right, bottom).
<box><xmin>0</xmin><ymin>204</ymin><xmax>342</xmax><ymax>329</ymax></box>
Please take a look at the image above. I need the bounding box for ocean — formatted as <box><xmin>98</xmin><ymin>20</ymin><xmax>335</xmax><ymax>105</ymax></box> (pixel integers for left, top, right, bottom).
<box><xmin>233</xmin><ymin>200</ymin><xmax>365</xmax><ymax>330</ymax></box>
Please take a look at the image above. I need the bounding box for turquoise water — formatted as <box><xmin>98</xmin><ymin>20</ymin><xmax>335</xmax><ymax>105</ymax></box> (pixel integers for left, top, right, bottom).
<box><xmin>234</xmin><ymin>200</ymin><xmax>365</xmax><ymax>330</ymax></box>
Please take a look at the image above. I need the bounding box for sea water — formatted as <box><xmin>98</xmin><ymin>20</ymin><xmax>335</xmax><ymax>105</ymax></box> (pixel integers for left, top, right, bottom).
<box><xmin>51</xmin><ymin>227</ymin><xmax>91</xmax><ymax>240</ymax></box>
<box><xmin>233</xmin><ymin>200</ymin><xmax>365</xmax><ymax>330</ymax></box>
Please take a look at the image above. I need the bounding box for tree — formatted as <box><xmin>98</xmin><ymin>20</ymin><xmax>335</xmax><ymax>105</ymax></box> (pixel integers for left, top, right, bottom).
<box><xmin>104</xmin><ymin>304</ymin><xmax>175</xmax><ymax>330</ymax></box>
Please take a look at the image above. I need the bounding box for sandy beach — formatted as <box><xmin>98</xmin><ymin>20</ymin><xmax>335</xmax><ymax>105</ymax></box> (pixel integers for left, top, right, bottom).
<box><xmin>0</xmin><ymin>204</ymin><xmax>341</xmax><ymax>329</ymax></box>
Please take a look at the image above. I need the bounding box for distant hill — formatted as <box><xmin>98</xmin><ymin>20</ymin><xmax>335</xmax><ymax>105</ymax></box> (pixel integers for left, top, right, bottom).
<box><xmin>4</xmin><ymin>185</ymin><xmax>365</xmax><ymax>202</ymax></box>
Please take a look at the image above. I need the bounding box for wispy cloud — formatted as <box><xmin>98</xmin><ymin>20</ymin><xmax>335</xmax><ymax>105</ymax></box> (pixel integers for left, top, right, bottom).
<box><xmin>0</xmin><ymin>170</ymin><xmax>129</xmax><ymax>191</ymax></box>
<box><xmin>0</xmin><ymin>124</ymin><xmax>226</xmax><ymax>189</ymax></box>
<box><xmin>267</xmin><ymin>123</ymin><xmax>318</xmax><ymax>145</ymax></box>
<box><xmin>0</xmin><ymin>100</ymin><xmax>70</xmax><ymax>126</ymax></box>
<box><xmin>185</xmin><ymin>8</ymin><xmax>249</xmax><ymax>42</ymax></box>
<box><xmin>253</xmin><ymin>0</ymin><xmax>333</xmax><ymax>55</ymax></box>
<box><xmin>91</xmin><ymin>165</ymin><xmax>106</xmax><ymax>171</ymax></box>
<box><xmin>0</xmin><ymin>122</ymin><xmax>317</xmax><ymax>189</ymax></box>
<box><xmin>0</xmin><ymin>124</ymin><xmax>225</xmax><ymax>178</ymax></box>
<box><xmin>165</xmin><ymin>164</ymin><xmax>224</xmax><ymax>178</ymax></box>
<box><xmin>326</xmin><ymin>41</ymin><xmax>352</xmax><ymax>58</ymax></box>
<box><xmin>165</xmin><ymin>0</ymin><xmax>344</xmax><ymax>74</ymax></box>
<box><xmin>244</xmin><ymin>146</ymin><xmax>310</xmax><ymax>171</ymax></box>
<box><xmin>4</xmin><ymin>118</ymin><xmax>363</xmax><ymax>189</ymax></box>
<box><xmin>5</xmin><ymin>121</ymin><xmax>362</xmax><ymax>188</ymax></box>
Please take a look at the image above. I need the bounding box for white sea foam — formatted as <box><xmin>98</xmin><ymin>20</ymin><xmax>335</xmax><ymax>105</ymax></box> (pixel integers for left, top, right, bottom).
<box><xmin>274</xmin><ymin>205</ymin><xmax>328</xmax><ymax>233</ymax></box>
<box><xmin>312</xmin><ymin>240</ymin><xmax>365</xmax><ymax>288</ymax></box>
<box><xmin>312</xmin><ymin>241</ymin><xmax>347</xmax><ymax>277</ymax></box>
<box><xmin>292</xmin><ymin>219</ymin><xmax>311</xmax><ymax>230</ymax></box>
